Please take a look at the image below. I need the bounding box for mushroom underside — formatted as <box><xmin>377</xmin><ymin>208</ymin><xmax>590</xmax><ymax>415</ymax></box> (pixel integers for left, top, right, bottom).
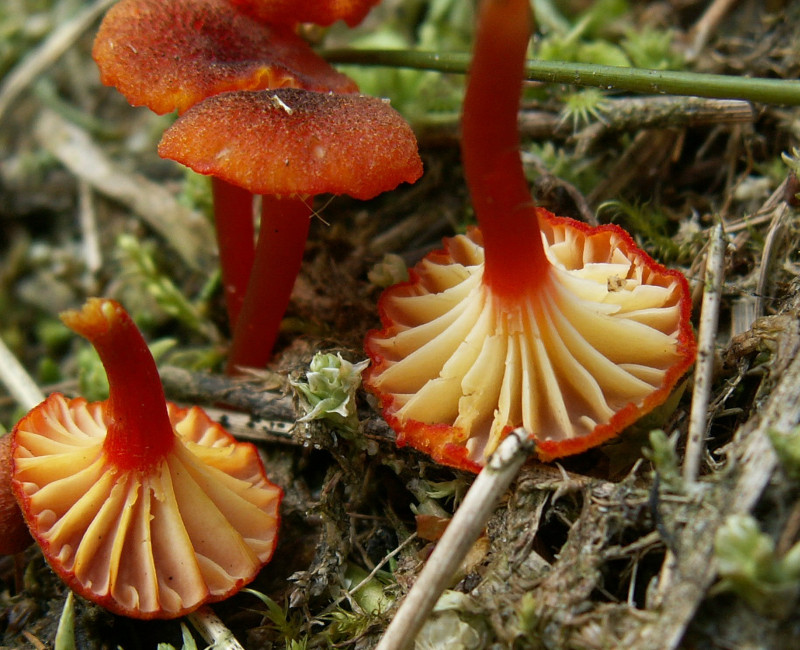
<box><xmin>12</xmin><ymin>394</ymin><xmax>281</xmax><ymax>618</ymax></box>
<box><xmin>365</xmin><ymin>217</ymin><xmax>693</xmax><ymax>467</ymax></box>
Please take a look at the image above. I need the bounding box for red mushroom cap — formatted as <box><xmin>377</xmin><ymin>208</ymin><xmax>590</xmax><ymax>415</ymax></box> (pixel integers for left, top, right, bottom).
<box><xmin>10</xmin><ymin>299</ymin><xmax>282</xmax><ymax>618</ymax></box>
<box><xmin>92</xmin><ymin>0</ymin><xmax>357</xmax><ymax>115</ymax></box>
<box><xmin>158</xmin><ymin>88</ymin><xmax>423</xmax><ymax>199</ymax></box>
<box><xmin>364</xmin><ymin>218</ymin><xmax>696</xmax><ymax>472</ymax></box>
<box><xmin>229</xmin><ymin>0</ymin><xmax>381</xmax><ymax>27</ymax></box>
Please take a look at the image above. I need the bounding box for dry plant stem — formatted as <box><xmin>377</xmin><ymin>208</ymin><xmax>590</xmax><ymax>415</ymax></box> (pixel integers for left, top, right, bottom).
<box><xmin>420</xmin><ymin>98</ymin><xmax>754</xmax><ymax>151</ymax></box>
<box><xmin>200</xmin><ymin>407</ymin><xmax>296</xmax><ymax>444</ymax></box>
<box><xmin>755</xmin><ymin>202</ymin><xmax>790</xmax><ymax>319</ymax></box>
<box><xmin>212</xmin><ymin>178</ymin><xmax>256</xmax><ymax>329</ymax></box>
<box><xmin>187</xmin><ymin>606</ymin><xmax>246</xmax><ymax>650</ymax></box>
<box><xmin>588</xmin><ymin>129</ymin><xmax>678</xmax><ymax>205</ymax></box>
<box><xmin>0</xmin><ymin>0</ymin><xmax>116</xmax><ymax>123</ymax></box>
<box><xmin>78</xmin><ymin>180</ymin><xmax>102</xmax><ymax>280</ymax></box>
<box><xmin>159</xmin><ymin>366</ymin><xmax>294</xmax><ymax>419</ymax></box>
<box><xmin>34</xmin><ymin>110</ymin><xmax>216</xmax><ymax>271</ymax></box>
<box><xmin>626</xmin><ymin>307</ymin><xmax>800</xmax><ymax>649</ymax></box>
<box><xmin>0</xmin><ymin>336</ymin><xmax>45</xmax><ymax>410</ymax></box>
<box><xmin>376</xmin><ymin>429</ymin><xmax>536</xmax><ymax>650</ymax></box>
<box><xmin>573</xmin><ymin>97</ymin><xmax>754</xmax><ymax>155</ymax></box>
<box><xmin>226</xmin><ymin>196</ymin><xmax>312</xmax><ymax>373</ymax></box>
<box><xmin>683</xmin><ymin>223</ymin><xmax>726</xmax><ymax>484</ymax></box>
<box><xmin>686</xmin><ymin>0</ymin><xmax>740</xmax><ymax>61</ymax></box>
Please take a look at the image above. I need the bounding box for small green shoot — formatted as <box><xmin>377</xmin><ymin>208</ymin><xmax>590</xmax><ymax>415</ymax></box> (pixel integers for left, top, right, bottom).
<box><xmin>524</xmin><ymin>141</ymin><xmax>602</xmax><ymax>195</ymax></box>
<box><xmin>177</xmin><ymin>169</ymin><xmax>214</xmax><ymax>219</ymax></box>
<box><xmin>416</xmin><ymin>592</ymin><xmax>484</xmax><ymax>650</ymax></box>
<box><xmin>559</xmin><ymin>87</ymin><xmax>610</xmax><ymax>131</ymax></box>
<box><xmin>367</xmin><ymin>253</ymin><xmax>409</xmax><ymax>288</ymax></box>
<box><xmin>768</xmin><ymin>426</ymin><xmax>800</xmax><ymax>481</ymax></box>
<box><xmin>621</xmin><ymin>27</ymin><xmax>683</xmax><ymax>71</ymax></box>
<box><xmin>243</xmin><ymin>589</ymin><xmax>308</xmax><ymax>649</ymax></box>
<box><xmin>291</xmin><ymin>352</ymin><xmax>369</xmax><ymax>436</ymax></box>
<box><xmin>156</xmin><ymin>623</ymin><xmax>199</xmax><ymax>650</ymax></box>
<box><xmin>54</xmin><ymin>591</ymin><xmax>75</xmax><ymax>650</ymax></box>
<box><xmin>597</xmin><ymin>199</ymin><xmax>689</xmax><ymax>264</ymax></box>
<box><xmin>714</xmin><ymin>513</ymin><xmax>800</xmax><ymax>617</ymax></box>
<box><xmin>642</xmin><ymin>429</ymin><xmax>682</xmax><ymax>490</ymax></box>
<box><xmin>116</xmin><ymin>234</ymin><xmax>222</xmax><ymax>343</ymax></box>
<box><xmin>344</xmin><ymin>563</ymin><xmax>395</xmax><ymax>616</ymax></box>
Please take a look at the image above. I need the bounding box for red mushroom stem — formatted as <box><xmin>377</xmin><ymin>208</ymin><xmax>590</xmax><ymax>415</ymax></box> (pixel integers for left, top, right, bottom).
<box><xmin>460</xmin><ymin>0</ymin><xmax>546</xmax><ymax>300</ymax></box>
<box><xmin>226</xmin><ymin>195</ymin><xmax>312</xmax><ymax>373</ymax></box>
<box><xmin>60</xmin><ymin>299</ymin><xmax>174</xmax><ymax>470</ymax></box>
<box><xmin>212</xmin><ymin>178</ymin><xmax>256</xmax><ymax>328</ymax></box>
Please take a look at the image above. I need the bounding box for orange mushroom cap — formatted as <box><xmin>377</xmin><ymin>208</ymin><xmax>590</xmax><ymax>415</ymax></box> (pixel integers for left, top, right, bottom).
<box><xmin>158</xmin><ymin>88</ymin><xmax>423</xmax><ymax>199</ymax></box>
<box><xmin>0</xmin><ymin>434</ymin><xmax>32</xmax><ymax>555</ymax></box>
<box><xmin>10</xmin><ymin>299</ymin><xmax>282</xmax><ymax>618</ymax></box>
<box><xmin>364</xmin><ymin>220</ymin><xmax>696</xmax><ymax>472</ymax></box>
<box><xmin>229</xmin><ymin>0</ymin><xmax>381</xmax><ymax>27</ymax></box>
<box><xmin>92</xmin><ymin>0</ymin><xmax>357</xmax><ymax>115</ymax></box>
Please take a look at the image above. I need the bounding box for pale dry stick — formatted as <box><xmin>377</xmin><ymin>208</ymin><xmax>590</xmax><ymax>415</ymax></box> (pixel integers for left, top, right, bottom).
<box><xmin>685</xmin><ymin>0</ymin><xmax>741</xmax><ymax>62</ymax></box>
<box><xmin>624</xmin><ymin>301</ymin><xmax>800</xmax><ymax>650</ymax></box>
<box><xmin>200</xmin><ymin>406</ymin><xmax>296</xmax><ymax>445</ymax></box>
<box><xmin>0</xmin><ymin>335</ymin><xmax>46</xmax><ymax>410</ymax></box>
<box><xmin>317</xmin><ymin>532</ymin><xmax>419</xmax><ymax>618</ymax></box>
<box><xmin>683</xmin><ymin>223</ymin><xmax>727</xmax><ymax>485</ymax></box>
<box><xmin>34</xmin><ymin>109</ymin><xmax>216</xmax><ymax>272</ymax></box>
<box><xmin>188</xmin><ymin>606</ymin><xmax>246</xmax><ymax>650</ymax></box>
<box><xmin>348</xmin><ymin>535</ymin><xmax>418</xmax><ymax>597</ymax></box>
<box><xmin>0</xmin><ymin>0</ymin><xmax>116</xmax><ymax>123</ymax></box>
<box><xmin>754</xmin><ymin>202</ymin><xmax>790</xmax><ymax>319</ymax></box>
<box><xmin>78</xmin><ymin>179</ymin><xmax>103</xmax><ymax>279</ymax></box>
<box><xmin>376</xmin><ymin>429</ymin><xmax>536</xmax><ymax>650</ymax></box>
<box><xmin>573</xmin><ymin>97</ymin><xmax>754</xmax><ymax>156</ymax></box>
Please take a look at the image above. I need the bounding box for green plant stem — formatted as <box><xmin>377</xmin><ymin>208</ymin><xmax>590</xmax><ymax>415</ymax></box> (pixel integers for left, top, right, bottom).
<box><xmin>323</xmin><ymin>49</ymin><xmax>800</xmax><ymax>105</ymax></box>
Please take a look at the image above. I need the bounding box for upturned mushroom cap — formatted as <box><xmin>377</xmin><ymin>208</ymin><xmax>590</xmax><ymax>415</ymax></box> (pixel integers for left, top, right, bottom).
<box><xmin>158</xmin><ymin>88</ymin><xmax>423</xmax><ymax>200</ymax></box>
<box><xmin>10</xmin><ymin>299</ymin><xmax>282</xmax><ymax>618</ymax></box>
<box><xmin>92</xmin><ymin>0</ymin><xmax>357</xmax><ymax>115</ymax></box>
<box><xmin>229</xmin><ymin>0</ymin><xmax>381</xmax><ymax>27</ymax></box>
<box><xmin>364</xmin><ymin>215</ymin><xmax>696</xmax><ymax>471</ymax></box>
<box><xmin>0</xmin><ymin>434</ymin><xmax>31</xmax><ymax>555</ymax></box>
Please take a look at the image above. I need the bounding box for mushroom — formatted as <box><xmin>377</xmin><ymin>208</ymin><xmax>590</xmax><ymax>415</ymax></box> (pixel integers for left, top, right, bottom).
<box><xmin>0</xmin><ymin>435</ymin><xmax>31</xmax><ymax>556</ymax></box>
<box><xmin>228</xmin><ymin>0</ymin><xmax>381</xmax><ymax>27</ymax></box>
<box><xmin>9</xmin><ymin>298</ymin><xmax>282</xmax><ymax>619</ymax></box>
<box><xmin>93</xmin><ymin>0</ymin><xmax>359</xmax><ymax>329</ymax></box>
<box><xmin>158</xmin><ymin>88</ymin><xmax>422</xmax><ymax>374</ymax></box>
<box><xmin>363</xmin><ymin>0</ymin><xmax>696</xmax><ymax>472</ymax></box>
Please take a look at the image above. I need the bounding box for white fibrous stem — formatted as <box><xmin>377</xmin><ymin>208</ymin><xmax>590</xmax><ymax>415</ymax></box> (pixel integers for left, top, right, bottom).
<box><xmin>367</xmin><ymin>220</ymin><xmax>687</xmax><ymax>466</ymax></box>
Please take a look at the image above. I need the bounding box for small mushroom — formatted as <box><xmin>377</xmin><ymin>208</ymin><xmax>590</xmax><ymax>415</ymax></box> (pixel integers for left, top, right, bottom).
<box><xmin>10</xmin><ymin>298</ymin><xmax>282</xmax><ymax>618</ymax></box>
<box><xmin>228</xmin><ymin>0</ymin><xmax>381</xmax><ymax>27</ymax></box>
<box><xmin>363</xmin><ymin>0</ymin><xmax>696</xmax><ymax>472</ymax></box>
<box><xmin>93</xmin><ymin>0</ymin><xmax>359</xmax><ymax>329</ymax></box>
<box><xmin>159</xmin><ymin>88</ymin><xmax>422</xmax><ymax>373</ymax></box>
<box><xmin>0</xmin><ymin>435</ymin><xmax>31</xmax><ymax>556</ymax></box>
